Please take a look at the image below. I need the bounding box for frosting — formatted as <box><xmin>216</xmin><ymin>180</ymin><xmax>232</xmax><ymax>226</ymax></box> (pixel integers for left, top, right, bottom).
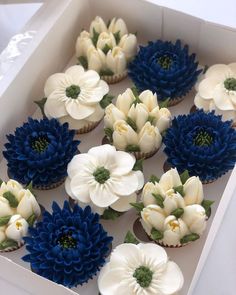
<box><xmin>98</xmin><ymin>243</ymin><xmax>184</xmax><ymax>295</ymax></box>
<box><xmin>76</xmin><ymin>16</ymin><xmax>137</xmax><ymax>76</ymax></box>
<box><xmin>44</xmin><ymin>65</ymin><xmax>109</xmax><ymax>130</ymax></box>
<box><xmin>195</xmin><ymin>63</ymin><xmax>236</xmax><ymax>122</ymax></box>
<box><xmin>104</xmin><ymin>88</ymin><xmax>171</xmax><ymax>154</ymax></box>
<box><xmin>65</xmin><ymin>144</ymin><xmax>144</xmax><ymax>215</ymax></box>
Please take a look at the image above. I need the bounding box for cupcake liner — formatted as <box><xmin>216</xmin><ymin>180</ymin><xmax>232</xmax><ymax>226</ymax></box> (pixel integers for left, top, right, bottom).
<box><xmin>101</xmin><ymin>71</ymin><xmax>127</xmax><ymax>84</ymax></box>
<box><xmin>167</xmin><ymin>96</ymin><xmax>184</xmax><ymax>107</ymax></box>
<box><xmin>190</xmin><ymin>105</ymin><xmax>197</xmax><ymax>113</ymax></box>
<box><xmin>31</xmin><ymin>177</ymin><xmax>66</xmax><ymax>190</ymax></box>
<box><xmin>75</xmin><ymin>120</ymin><xmax>101</xmax><ymax>134</ymax></box>
<box><xmin>0</xmin><ymin>241</ymin><xmax>24</xmax><ymax>253</ymax></box>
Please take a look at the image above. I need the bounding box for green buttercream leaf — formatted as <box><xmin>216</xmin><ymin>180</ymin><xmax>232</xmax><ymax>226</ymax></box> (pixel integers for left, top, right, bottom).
<box><xmin>149</xmin><ymin>175</ymin><xmax>160</xmax><ymax>184</ymax></box>
<box><xmin>151</xmin><ymin>228</ymin><xmax>163</xmax><ymax>241</ymax></box>
<box><xmin>201</xmin><ymin>199</ymin><xmax>214</xmax><ymax>218</ymax></box>
<box><xmin>203</xmin><ymin>65</ymin><xmax>209</xmax><ymax>74</ymax></box>
<box><xmin>113</xmin><ymin>31</ymin><xmax>121</xmax><ymax>44</ymax></box>
<box><xmin>107</xmin><ymin>19</ymin><xmax>111</xmax><ymax>27</ymax></box>
<box><xmin>174</xmin><ymin>185</ymin><xmax>184</xmax><ymax>197</ymax></box>
<box><xmin>180</xmin><ymin>170</ymin><xmax>190</xmax><ymax>184</ymax></box>
<box><xmin>0</xmin><ymin>179</ymin><xmax>3</xmax><ymax>186</ymax></box>
<box><xmin>0</xmin><ymin>239</ymin><xmax>18</xmax><ymax>250</ymax></box>
<box><xmin>0</xmin><ymin>215</ymin><xmax>11</xmax><ymax>226</ymax></box>
<box><xmin>180</xmin><ymin>233</ymin><xmax>200</xmax><ymax>244</ymax></box>
<box><xmin>147</xmin><ymin>115</ymin><xmax>155</xmax><ymax>125</ymax></box>
<box><xmin>124</xmin><ymin>230</ymin><xmax>139</xmax><ymax>244</ymax></box>
<box><xmin>26</xmin><ymin>181</ymin><xmax>34</xmax><ymax>194</ymax></box>
<box><xmin>126</xmin><ymin>144</ymin><xmax>140</xmax><ymax>152</ymax></box>
<box><xmin>78</xmin><ymin>55</ymin><xmax>88</xmax><ymax>69</ymax></box>
<box><xmin>171</xmin><ymin>208</ymin><xmax>184</xmax><ymax>218</ymax></box>
<box><xmin>34</xmin><ymin>97</ymin><xmax>47</xmax><ymax>118</ymax></box>
<box><xmin>3</xmin><ymin>191</ymin><xmax>18</xmax><ymax>208</ymax></box>
<box><xmin>132</xmin><ymin>158</ymin><xmax>144</xmax><ymax>172</ymax></box>
<box><xmin>152</xmin><ymin>193</ymin><xmax>164</xmax><ymax>208</ymax></box>
<box><xmin>101</xmin><ymin>207</ymin><xmax>123</xmax><ymax>220</ymax></box>
<box><xmin>92</xmin><ymin>28</ymin><xmax>99</xmax><ymax>46</ymax></box>
<box><xmin>102</xmin><ymin>43</ymin><xmax>111</xmax><ymax>54</ymax></box>
<box><xmin>126</xmin><ymin>116</ymin><xmax>137</xmax><ymax>131</ymax></box>
<box><xmin>131</xmin><ymin>86</ymin><xmax>142</xmax><ymax>105</ymax></box>
<box><xmin>27</xmin><ymin>213</ymin><xmax>36</xmax><ymax>227</ymax></box>
<box><xmin>159</xmin><ymin>98</ymin><xmax>170</xmax><ymax>108</ymax></box>
<box><xmin>100</xmin><ymin>68</ymin><xmax>114</xmax><ymax>76</ymax></box>
<box><xmin>104</xmin><ymin>127</ymin><xmax>113</xmax><ymax>143</ymax></box>
<box><xmin>130</xmin><ymin>202</ymin><xmax>144</xmax><ymax>212</ymax></box>
<box><xmin>99</xmin><ymin>94</ymin><xmax>114</xmax><ymax>109</ymax></box>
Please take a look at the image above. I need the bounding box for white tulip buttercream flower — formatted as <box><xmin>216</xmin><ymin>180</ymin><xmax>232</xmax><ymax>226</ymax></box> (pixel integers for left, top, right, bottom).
<box><xmin>90</xmin><ymin>16</ymin><xmax>107</xmax><ymax>35</ymax></box>
<box><xmin>96</xmin><ymin>32</ymin><xmax>116</xmax><ymax>51</ymax></box>
<box><xmin>65</xmin><ymin>145</ymin><xmax>144</xmax><ymax>214</ymax></box>
<box><xmin>183</xmin><ymin>176</ymin><xmax>203</xmax><ymax>205</ymax></box>
<box><xmin>182</xmin><ymin>205</ymin><xmax>206</xmax><ymax>235</ymax></box>
<box><xmin>138</xmin><ymin>122</ymin><xmax>162</xmax><ymax>153</ymax></box>
<box><xmin>75</xmin><ymin>30</ymin><xmax>93</xmax><ymax>57</ymax></box>
<box><xmin>16</xmin><ymin>189</ymin><xmax>41</xmax><ymax>220</ymax></box>
<box><xmin>118</xmin><ymin>34</ymin><xmax>137</xmax><ymax>60</ymax></box>
<box><xmin>87</xmin><ymin>46</ymin><xmax>106</xmax><ymax>73</ymax></box>
<box><xmin>116</xmin><ymin>88</ymin><xmax>136</xmax><ymax>115</ymax></box>
<box><xmin>98</xmin><ymin>243</ymin><xmax>184</xmax><ymax>295</ymax></box>
<box><xmin>108</xmin><ymin>17</ymin><xmax>128</xmax><ymax>37</ymax></box>
<box><xmin>141</xmin><ymin>205</ymin><xmax>165</xmax><ymax>232</ymax></box>
<box><xmin>104</xmin><ymin>104</ymin><xmax>125</xmax><ymax>128</ymax></box>
<box><xmin>0</xmin><ymin>197</ymin><xmax>15</xmax><ymax>217</ymax></box>
<box><xmin>0</xmin><ymin>180</ymin><xmax>24</xmax><ymax>202</ymax></box>
<box><xmin>156</xmin><ymin>107</ymin><xmax>172</xmax><ymax>133</ymax></box>
<box><xmin>5</xmin><ymin>215</ymin><xmax>28</xmax><ymax>243</ymax></box>
<box><xmin>106</xmin><ymin>47</ymin><xmax>127</xmax><ymax>75</ymax></box>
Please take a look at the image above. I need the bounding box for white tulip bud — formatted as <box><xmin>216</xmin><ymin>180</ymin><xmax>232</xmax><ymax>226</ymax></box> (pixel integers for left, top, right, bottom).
<box><xmin>116</xmin><ymin>88</ymin><xmax>136</xmax><ymax>115</ymax></box>
<box><xmin>0</xmin><ymin>197</ymin><xmax>15</xmax><ymax>217</ymax></box>
<box><xmin>139</xmin><ymin>90</ymin><xmax>158</xmax><ymax>111</ymax></box>
<box><xmin>159</xmin><ymin>168</ymin><xmax>182</xmax><ymax>192</ymax></box>
<box><xmin>156</xmin><ymin>107</ymin><xmax>172</xmax><ymax>133</ymax></box>
<box><xmin>87</xmin><ymin>46</ymin><xmax>106</xmax><ymax>72</ymax></box>
<box><xmin>0</xmin><ymin>180</ymin><xmax>24</xmax><ymax>202</ymax></box>
<box><xmin>112</xmin><ymin>120</ymin><xmax>139</xmax><ymax>150</ymax></box>
<box><xmin>5</xmin><ymin>215</ymin><xmax>28</xmax><ymax>242</ymax></box>
<box><xmin>75</xmin><ymin>30</ymin><xmax>93</xmax><ymax>57</ymax></box>
<box><xmin>118</xmin><ymin>34</ymin><xmax>137</xmax><ymax>60</ymax></box>
<box><xmin>0</xmin><ymin>226</ymin><xmax>6</xmax><ymax>243</ymax></box>
<box><xmin>96</xmin><ymin>32</ymin><xmax>116</xmax><ymax>51</ymax></box>
<box><xmin>106</xmin><ymin>47</ymin><xmax>127</xmax><ymax>74</ymax></box>
<box><xmin>17</xmin><ymin>189</ymin><xmax>41</xmax><ymax>220</ymax></box>
<box><xmin>138</xmin><ymin>122</ymin><xmax>162</xmax><ymax>153</ymax></box>
<box><xmin>127</xmin><ymin>103</ymin><xmax>149</xmax><ymax>131</ymax></box>
<box><xmin>141</xmin><ymin>205</ymin><xmax>166</xmax><ymax>232</ymax></box>
<box><xmin>108</xmin><ymin>17</ymin><xmax>128</xmax><ymax>37</ymax></box>
<box><xmin>104</xmin><ymin>104</ymin><xmax>126</xmax><ymax>128</ymax></box>
<box><xmin>163</xmin><ymin>191</ymin><xmax>185</xmax><ymax>215</ymax></box>
<box><xmin>183</xmin><ymin>176</ymin><xmax>204</xmax><ymax>205</ymax></box>
<box><xmin>90</xmin><ymin>16</ymin><xmax>107</xmax><ymax>36</ymax></box>
<box><xmin>182</xmin><ymin>205</ymin><xmax>206</xmax><ymax>235</ymax></box>
<box><xmin>141</xmin><ymin>182</ymin><xmax>165</xmax><ymax>207</ymax></box>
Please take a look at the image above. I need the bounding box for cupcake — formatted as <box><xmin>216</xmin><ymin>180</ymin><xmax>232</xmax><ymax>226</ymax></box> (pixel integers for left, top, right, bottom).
<box><xmin>195</xmin><ymin>63</ymin><xmax>236</xmax><ymax>126</ymax></box>
<box><xmin>0</xmin><ymin>179</ymin><xmax>41</xmax><ymax>252</ymax></box>
<box><xmin>132</xmin><ymin>168</ymin><xmax>213</xmax><ymax>247</ymax></box>
<box><xmin>65</xmin><ymin>144</ymin><xmax>144</xmax><ymax>218</ymax></box>
<box><xmin>76</xmin><ymin>16</ymin><xmax>137</xmax><ymax>83</ymax></box>
<box><xmin>104</xmin><ymin>88</ymin><xmax>171</xmax><ymax>159</ymax></box>
<box><xmin>22</xmin><ymin>201</ymin><xmax>113</xmax><ymax>288</ymax></box>
<box><xmin>3</xmin><ymin>118</ymin><xmax>79</xmax><ymax>189</ymax></box>
<box><xmin>128</xmin><ymin>39</ymin><xmax>201</xmax><ymax>106</ymax></box>
<box><xmin>163</xmin><ymin>110</ymin><xmax>236</xmax><ymax>183</ymax></box>
<box><xmin>36</xmin><ymin>65</ymin><xmax>111</xmax><ymax>134</ymax></box>
<box><xmin>98</xmin><ymin>243</ymin><xmax>184</xmax><ymax>295</ymax></box>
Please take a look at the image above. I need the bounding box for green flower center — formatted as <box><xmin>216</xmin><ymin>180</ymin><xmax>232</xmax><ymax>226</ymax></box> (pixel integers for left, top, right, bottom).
<box><xmin>224</xmin><ymin>78</ymin><xmax>236</xmax><ymax>91</ymax></box>
<box><xmin>157</xmin><ymin>55</ymin><xmax>172</xmax><ymax>70</ymax></box>
<box><xmin>66</xmin><ymin>84</ymin><xmax>81</xmax><ymax>99</ymax></box>
<box><xmin>31</xmin><ymin>136</ymin><xmax>49</xmax><ymax>153</ymax></box>
<box><xmin>58</xmin><ymin>234</ymin><xmax>77</xmax><ymax>249</ymax></box>
<box><xmin>93</xmin><ymin>167</ymin><xmax>110</xmax><ymax>184</ymax></box>
<box><xmin>194</xmin><ymin>130</ymin><xmax>213</xmax><ymax>146</ymax></box>
<box><xmin>133</xmin><ymin>266</ymin><xmax>153</xmax><ymax>288</ymax></box>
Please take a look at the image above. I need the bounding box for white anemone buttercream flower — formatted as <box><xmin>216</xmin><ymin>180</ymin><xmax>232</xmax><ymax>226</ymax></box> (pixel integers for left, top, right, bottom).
<box><xmin>98</xmin><ymin>243</ymin><xmax>184</xmax><ymax>295</ymax></box>
<box><xmin>195</xmin><ymin>63</ymin><xmax>236</xmax><ymax>122</ymax></box>
<box><xmin>44</xmin><ymin>65</ymin><xmax>109</xmax><ymax>130</ymax></box>
<box><xmin>65</xmin><ymin>145</ymin><xmax>144</xmax><ymax>214</ymax></box>
<box><xmin>16</xmin><ymin>189</ymin><xmax>41</xmax><ymax>220</ymax></box>
<box><xmin>5</xmin><ymin>215</ymin><xmax>28</xmax><ymax>243</ymax></box>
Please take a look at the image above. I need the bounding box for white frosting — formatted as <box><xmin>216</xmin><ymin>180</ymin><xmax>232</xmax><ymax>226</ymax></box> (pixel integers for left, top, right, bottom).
<box><xmin>98</xmin><ymin>243</ymin><xmax>184</xmax><ymax>295</ymax></box>
<box><xmin>5</xmin><ymin>215</ymin><xmax>28</xmax><ymax>243</ymax></box>
<box><xmin>195</xmin><ymin>63</ymin><xmax>236</xmax><ymax>122</ymax></box>
<box><xmin>65</xmin><ymin>144</ymin><xmax>144</xmax><ymax>214</ymax></box>
<box><xmin>76</xmin><ymin>16</ymin><xmax>137</xmax><ymax>75</ymax></box>
<box><xmin>104</xmin><ymin>88</ymin><xmax>171</xmax><ymax>153</ymax></box>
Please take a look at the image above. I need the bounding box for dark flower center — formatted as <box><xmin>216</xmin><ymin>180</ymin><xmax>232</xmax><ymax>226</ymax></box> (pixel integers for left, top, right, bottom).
<box><xmin>66</xmin><ymin>85</ymin><xmax>81</xmax><ymax>99</ymax></box>
<box><xmin>157</xmin><ymin>55</ymin><xmax>172</xmax><ymax>70</ymax></box>
<box><xmin>194</xmin><ymin>130</ymin><xmax>213</xmax><ymax>146</ymax></box>
<box><xmin>93</xmin><ymin>167</ymin><xmax>110</xmax><ymax>184</ymax></box>
<box><xmin>224</xmin><ymin>78</ymin><xmax>236</xmax><ymax>91</ymax></box>
<box><xmin>133</xmin><ymin>266</ymin><xmax>153</xmax><ymax>288</ymax></box>
<box><xmin>58</xmin><ymin>234</ymin><xmax>77</xmax><ymax>249</ymax></box>
<box><xmin>31</xmin><ymin>136</ymin><xmax>49</xmax><ymax>153</ymax></box>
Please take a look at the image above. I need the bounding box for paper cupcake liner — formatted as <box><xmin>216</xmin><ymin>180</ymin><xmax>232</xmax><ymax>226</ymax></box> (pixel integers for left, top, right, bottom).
<box><xmin>167</xmin><ymin>96</ymin><xmax>184</xmax><ymax>107</ymax></box>
<box><xmin>75</xmin><ymin>120</ymin><xmax>101</xmax><ymax>134</ymax></box>
<box><xmin>32</xmin><ymin>177</ymin><xmax>66</xmax><ymax>190</ymax></box>
<box><xmin>101</xmin><ymin>71</ymin><xmax>127</xmax><ymax>84</ymax></box>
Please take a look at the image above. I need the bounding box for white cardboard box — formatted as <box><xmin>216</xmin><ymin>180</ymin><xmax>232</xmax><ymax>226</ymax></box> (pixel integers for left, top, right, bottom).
<box><xmin>0</xmin><ymin>0</ymin><xmax>236</xmax><ymax>294</ymax></box>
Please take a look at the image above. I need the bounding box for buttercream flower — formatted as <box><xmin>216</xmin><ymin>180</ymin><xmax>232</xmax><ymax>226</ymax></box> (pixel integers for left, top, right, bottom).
<box><xmin>104</xmin><ymin>88</ymin><xmax>171</xmax><ymax>159</ymax></box>
<box><xmin>42</xmin><ymin>65</ymin><xmax>109</xmax><ymax>133</ymax></box>
<box><xmin>65</xmin><ymin>144</ymin><xmax>144</xmax><ymax>215</ymax></box>
<box><xmin>163</xmin><ymin>110</ymin><xmax>236</xmax><ymax>183</ymax></box>
<box><xmin>0</xmin><ymin>179</ymin><xmax>23</xmax><ymax>201</ymax></box>
<box><xmin>76</xmin><ymin>16</ymin><xmax>137</xmax><ymax>83</ymax></box>
<box><xmin>0</xmin><ymin>197</ymin><xmax>14</xmax><ymax>217</ymax></box>
<box><xmin>133</xmin><ymin>168</ymin><xmax>213</xmax><ymax>247</ymax></box>
<box><xmin>195</xmin><ymin>63</ymin><xmax>236</xmax><ymax>123</ymax></box>
<box><xmin>98</xmin><ymin>243</ymin><xmax>184</xmax><ymax>295</ymax></box>
<box><xmin>3</xmin><ymin>118</ymin><xmax>79</xmax><ymax>189</ymax></box>
<box><xmin>16</xmin><ymin>189</ymin><xmax>41</xmax><ymax>220</ymax></box>
<box><xmin>22</xmin><ymin>201</ymin><xmax>113</xmax><ymax>288</ymax></box>
<box><xmin>128</xmin><ymin>39</ymin><xmax>201</xmax><ymax>106</ymax></box>
<box><xmin>5</xmin><ymin>215</ymin><xmax>28</xmax><ymax>243</ymax></box>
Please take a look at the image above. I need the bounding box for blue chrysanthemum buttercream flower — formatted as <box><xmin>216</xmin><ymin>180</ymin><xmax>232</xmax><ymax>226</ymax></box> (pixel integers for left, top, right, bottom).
<box><xmin>128</xmin><ymin>39</ymin><xmax>201</xmax><ymax>102</ymax></box>
<box><xmin>22</xmin><ymin>201</ymin><xmax>113</xmax><ymax>288</ymax></box>
<box><xmin>163</xmin><ymin>110</ymin><xmax>236</xmax><ymax>183</ymax></box>
<box><xmin>3</xmin><ymin>118</ymin><xmax>79</xmax><ymax>188</ymax></box>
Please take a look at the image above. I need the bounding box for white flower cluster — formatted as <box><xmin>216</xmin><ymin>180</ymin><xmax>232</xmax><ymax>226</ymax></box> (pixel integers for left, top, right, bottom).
<box><xmin>0</xmin><ymin>180</ymin><xmax>41</xmax><ymax>249</ymax></box>
<box><xmin>76</xmin><ymin>16</ymin><xmax>137</xmax><ymax>75</ymax></box>
<box><xmin>104</xmin><ymin>88</ymin><xmax>171</xmax><ymax>155</ymax></box>
<box><xmin>140</xmin><ymin>168</ymin><xmax>210</xmax><ymax>246</ymax></box>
